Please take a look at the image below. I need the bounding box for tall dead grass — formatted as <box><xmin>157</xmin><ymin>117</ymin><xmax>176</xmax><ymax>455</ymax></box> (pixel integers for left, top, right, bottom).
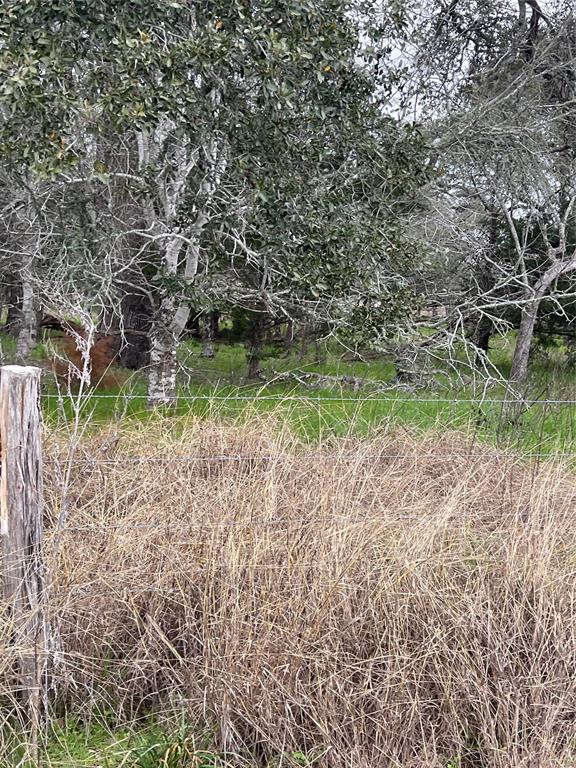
<box><xmin>19</xmin><ymin>417</ymin><xmax>576</xmax><ymax>765</ymax></box>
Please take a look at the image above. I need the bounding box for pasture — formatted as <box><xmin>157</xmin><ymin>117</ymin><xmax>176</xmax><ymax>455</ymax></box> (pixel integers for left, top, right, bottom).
<box><xmin>1</xmin><ymin>335</ymin><xmax>575</xmax><ymax>767</ymax></box>
<box><xmin>33</xmin><ymin>334</ymin><xmax>576</xmax><ymax>455</ymax></box>
<box><xmin>1</xmin><ymin>403</ymin><xmax>575</xmax><ymax>766</ymax></box>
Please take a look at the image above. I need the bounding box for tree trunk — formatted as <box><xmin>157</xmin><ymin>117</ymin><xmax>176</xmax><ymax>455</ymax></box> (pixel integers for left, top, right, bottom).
<box><xmin>283</xmin><ymin>320</ymin><xmax>295</xmax><ymax>356</ymax></box>
<box><xmin>508</xmin><ymin>255</ymin><xmax>576</xmax><ymax>386</ymax></box>
<box><xmin>392</xmin><ymin>345</ymin><xmax>416</xmax><ymax>385</ymax></box>
<box><xmin>147</xmin><ymin>297</ymin><xmax>191</xmax><ymax>407</ymax></box>
<box><xmin>147</xmin><ymin>297</ymin><xmax>179</xmax><ymax>407</ymax></box>
<box><xmin>118</xmin><ymin>291</ymin><xmax>153</xmax><ymax>370</ymax></box>
<box><xmin>313</xmin><ymin>323</ymin><xmax>329</xmax><ymax>364</ymax></box>
<box><xmin>246</xmin><ymin>314</ymin><xmax>266</xmax><ymax>379</ymax></box>
<box><xmin>298</xmin><ymin>324</ymin><xmax>310</xmax><ymax>362</ymax></box>
<box><xmin>566</xmin><ymin>332</ymin><xmax>576</xmax><ymax>368</ymax></box>
<box><xmin>185</xmin><ymin>311</ymin><xmax>201</xmax><ymax>340</ymax></box>
<box><xmin>146</xmin><ymin>235</ymin><xmax>192</xmax><ymax>407</ymax></box>
<box><xmin>201</xmin><ymin>311</ymin><xmax>216</xmax><ymax>358</ymax></box>
<box><xmin>210</xmin><ymin>309</ymin><xmax>220</xmax><ymax>340</ymax></box>
<box><xmin>16</xmin><ymin>279</ymin><xmax>39</xmax><ymax>361</ymax></box>
<box><xmin>99</xmin><ymin>280</ymin><xmax>153</xmax><ymax>370</ymax></box>
<box><xmin>474</xmin><ymin>207</ymin><xmax>498</xmax><ymax>368</ymax></box>
<box><xmin>474</xmin><ymin>315</ymin><xmax>492</xmax><ymax>367</ymax></box>
<box><xmin>314</xmin><ymin>338</ymin><xmax>327</xmax><ymax>365</ymax></box>
<box><xmin>5</xmin><ymin>276</ymin><xmax>22</xmax><ymax>338</ymax></box>
<box><xmin>509</xmin><ymin>300</ymin><xmax>540</xmax><ymax>384</ymax></box>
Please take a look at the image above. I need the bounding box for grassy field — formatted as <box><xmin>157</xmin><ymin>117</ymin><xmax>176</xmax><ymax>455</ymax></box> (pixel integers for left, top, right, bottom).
<box><xmin>8</xmin><ymin>332</ymin><xmax>572</xmax><ymax>454</ymax></box>
<box><xmin>1</xmin><ymin>331</ymin><xmax>576</xmax><ymax>765</ymax></box>
<box><xmin>2</xmin><ymin>416</ymin><xmax>574</xmax><ymax>767</ymax></box>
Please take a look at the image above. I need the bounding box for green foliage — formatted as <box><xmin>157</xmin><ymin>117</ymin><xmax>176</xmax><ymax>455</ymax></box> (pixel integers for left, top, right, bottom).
<box><xmin>114</xmin><ymin>728</ymin><xmax>220</xmax><ymax>768</ymax></box>
<box><xmin>229</xmin><ymin>307</ymin><xmax>250</xmax><ymax>342</ymax></box>
<box><xmin>1</xmin><ymin>718</ymin><xmax>225</xmax><ymax>768</ymax></box>
<box><xmin>0</xmin><ymin>0</ymin><xmax>428</xmax><ymax>338</ymax></box>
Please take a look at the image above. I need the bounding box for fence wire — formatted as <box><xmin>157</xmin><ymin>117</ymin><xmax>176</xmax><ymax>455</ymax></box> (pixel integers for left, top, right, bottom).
<box><xmin>4</xmin><ymin>373</ymin><xmax>576</xmax><ymax>749</ymax></box>
<box><xmin>40</xmin><ymin>393</ymin><xmax>576</xmax><ymax>404</ymax></box>
<box><xmin>44</xmin><ymin>451</ymin><xmax>576</xmax><ymax>465</ymax></box>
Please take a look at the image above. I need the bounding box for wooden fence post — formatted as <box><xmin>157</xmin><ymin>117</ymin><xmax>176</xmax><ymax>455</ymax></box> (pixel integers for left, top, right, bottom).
<box><xmin>0</xmin><ymin>365</ymin><xmax>46</xmax><ymax>760</ymax></box>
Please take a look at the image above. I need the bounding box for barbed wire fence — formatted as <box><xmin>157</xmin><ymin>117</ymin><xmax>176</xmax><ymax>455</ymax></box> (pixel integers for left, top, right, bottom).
<box><xmin>1</xmin><ymin>365</ymin><xmax>576</xmax><ymax>760</ymax></box>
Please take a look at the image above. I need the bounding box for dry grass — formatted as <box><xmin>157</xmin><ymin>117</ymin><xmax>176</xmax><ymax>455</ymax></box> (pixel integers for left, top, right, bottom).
<box><xmin>9</xmin><ymin>416</ymin><xmax>576</xmax><ymax>766</ymax></box>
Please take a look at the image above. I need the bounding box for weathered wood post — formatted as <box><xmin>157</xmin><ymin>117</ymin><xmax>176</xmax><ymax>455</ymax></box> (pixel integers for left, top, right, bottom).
<box><xmin>0</xmin><ymin>365</ymin><xmax>46</xmax><ymax>761</ymax></box>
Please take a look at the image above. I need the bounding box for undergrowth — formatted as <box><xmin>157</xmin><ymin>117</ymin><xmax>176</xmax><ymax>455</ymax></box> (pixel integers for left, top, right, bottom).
<box><xmin>0</xmin><ymin>416</ymin><xmax>572</xmax><ymax>766</ymax></box>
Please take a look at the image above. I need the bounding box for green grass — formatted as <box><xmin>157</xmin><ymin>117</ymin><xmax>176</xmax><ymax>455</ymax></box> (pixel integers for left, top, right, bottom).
<box><xmin>0</xmin><ymin>332</ymin><xmax>48</xmax><ymax>364</ymax></box>
<box><xmin>5</xmin><ymin>717</ymin><xmax>327</xmax><ymax>767</ymax></box>
<box><xmin>178</xmin><ymin>338</ymin><xmax>398</xmax><ymax>385</ymax></box>
<box><xmin>40</xmin><ymin>381</ymin><xmax>576</xmax><ymax>455</ymax></box>
<box><xmin>2</xmin><ymin>333</ymin><xmax>574</xmax><ymax>454</ymax></box>
<box><xmin>6</xmin><ymin>718</ymin><xmax>230</xmax><ymax>768</ymax></box>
